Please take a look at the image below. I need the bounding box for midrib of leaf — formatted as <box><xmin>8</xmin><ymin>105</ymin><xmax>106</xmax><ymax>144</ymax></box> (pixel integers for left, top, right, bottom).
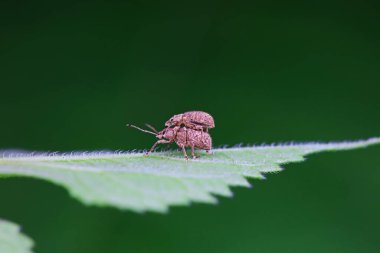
<box><xmin>0</xmin><ymin>137</ymin><xmax>379</xmax><ymax>213</ymax></box>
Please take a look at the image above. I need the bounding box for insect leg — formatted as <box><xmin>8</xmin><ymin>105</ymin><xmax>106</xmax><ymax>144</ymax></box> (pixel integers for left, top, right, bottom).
<box><xmin>146</xmin><ymin>140</ymin><xmax>171</xmax><ymax>155</ymax></box>
<box><xmin>191</xmin><ymin>145</ymin><xmax>199</xmax><ymax>159</ymax></box>
<box><xmin>181</xmin><ymin>145</ymin><xmax>189</xmax><ymax>160</ymax></box>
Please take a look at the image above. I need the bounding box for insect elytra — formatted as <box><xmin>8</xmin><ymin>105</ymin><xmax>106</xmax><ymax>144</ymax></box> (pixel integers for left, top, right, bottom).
<box><xmin>165</xmin><ymin>111</ymin><xmax>215</xmax><ymax>132</ymax></box>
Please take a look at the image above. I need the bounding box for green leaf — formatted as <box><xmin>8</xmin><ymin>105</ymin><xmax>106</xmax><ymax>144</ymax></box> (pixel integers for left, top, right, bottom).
<box><xmin>0</xmin><ymin>138</ymin><xmax>379</xmax><ymax>213</ymax></box>
<box><xmin>0</xmin><ymin>219</ymin><xmax>34</xmax><ymax>253</ymax></box>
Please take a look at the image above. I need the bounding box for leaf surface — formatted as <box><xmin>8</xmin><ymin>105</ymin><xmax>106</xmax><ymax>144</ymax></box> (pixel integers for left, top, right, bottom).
<box><xmin>0</xmin><ymin>219</ymin><xmax>34</xmax><ymax>253</ymax></box>
<box><xmin>0</xmin><ymin>138</ymin><xmax>379</xmax><ymax>213</ymax></box>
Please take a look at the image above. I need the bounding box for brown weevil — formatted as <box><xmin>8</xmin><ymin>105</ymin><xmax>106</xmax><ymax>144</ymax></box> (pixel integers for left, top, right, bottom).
<box><xmin>165</xmin><ymin>111</ymin><xmax>215</xmax><ymax>132</ymax></box>
<box><xmin>127</xmin><ymin>124</ymin><xmax>212</xmax><ymax>159</ymax></box>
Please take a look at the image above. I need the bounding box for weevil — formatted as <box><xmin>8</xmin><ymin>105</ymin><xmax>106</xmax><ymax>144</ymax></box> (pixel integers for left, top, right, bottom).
<box><xmin>165</xmin><ymin>111</ymin><xmax>215</xmax><ymax>132</ymax></box>
<box><xmin>127</xmin><ymin>124</ymin><xmax>212</xmax><ymax>159</ymax></box>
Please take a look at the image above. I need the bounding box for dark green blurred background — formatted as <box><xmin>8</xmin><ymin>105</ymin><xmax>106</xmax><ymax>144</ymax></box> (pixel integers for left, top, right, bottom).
<box><xmin>1</xmin><ymin>0</ymin><xmax>379</xmax><ymax>252</ymax></box>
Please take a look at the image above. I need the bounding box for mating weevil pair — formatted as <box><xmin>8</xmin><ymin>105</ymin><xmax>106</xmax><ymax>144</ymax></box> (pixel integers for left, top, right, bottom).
<box><xmin>127</xmin><ymin>111</ymin><xmax>215</xmax><ymax>159</ymax></box>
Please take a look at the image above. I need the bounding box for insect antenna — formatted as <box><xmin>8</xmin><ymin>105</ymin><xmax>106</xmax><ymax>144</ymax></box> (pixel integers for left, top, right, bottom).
<box><xmin>126</xmin><ymin>124</ymin><xmax>157</xmax><ymax>135</ymax></box>
<box><xmin>145</xmin><ymin>123</ymin><xmax>158</xmax><ymax>133</ymax></box>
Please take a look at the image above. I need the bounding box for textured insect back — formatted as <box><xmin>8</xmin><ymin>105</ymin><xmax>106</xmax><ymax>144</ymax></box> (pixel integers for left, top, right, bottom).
<box><xmin>165</xmin><ymin>111</ymin><xmax>215</xmax><ymax>131</ymax></box>
<box><xmin>193</xmin><ymin>130</ymin><xmax>212</xmax><ymax>150</ymax></box>
<box><xmin>174</xmin><ymin>128</ymin><xmax>212</xmax><ymax>151</ymax></box>
<box><xmin>184</xmin><ymin>111</ymin><xmax>215</xmax><ymax>129</ymax></box>
<box><xmin>202</xmin><ymin>132</ymin><xmax>212</xmax><ymax>150</ymax></box>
